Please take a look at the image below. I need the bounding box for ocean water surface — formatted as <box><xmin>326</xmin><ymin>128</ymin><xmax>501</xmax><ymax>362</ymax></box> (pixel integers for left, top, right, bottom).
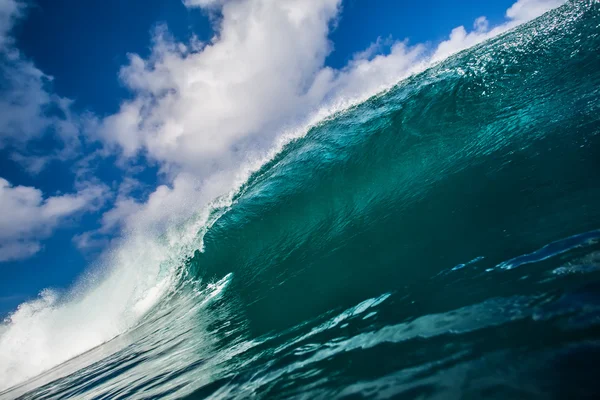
<box><xmin>2</xmin><ymin>2</ymin><xmax>600</xmax><ymax>399</ymax></box>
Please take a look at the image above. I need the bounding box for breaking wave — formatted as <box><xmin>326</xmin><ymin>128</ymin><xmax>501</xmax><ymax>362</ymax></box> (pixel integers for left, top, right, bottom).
<box><xmin>2</xmin><ymin>2</ymin><xmax>600</xmax><ymax>398</ymax></box>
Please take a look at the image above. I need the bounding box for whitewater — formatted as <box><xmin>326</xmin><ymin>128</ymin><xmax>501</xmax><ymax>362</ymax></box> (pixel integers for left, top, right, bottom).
<box><xmin>2</xmin><ymin>1</ymin><xmax>600</xmax><ymax>398</ymax></box>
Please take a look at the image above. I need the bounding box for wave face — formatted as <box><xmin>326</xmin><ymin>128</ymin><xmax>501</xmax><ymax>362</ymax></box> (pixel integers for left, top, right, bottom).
<box><xmin>3</xmin><ymin>2</ymin><xmax>600</xmax><ymax>399</ymax></box>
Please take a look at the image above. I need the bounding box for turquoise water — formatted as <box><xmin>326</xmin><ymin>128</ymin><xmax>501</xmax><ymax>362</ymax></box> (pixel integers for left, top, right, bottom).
<box><xmin>3</xmin><ymin>2</ymin><xmax>600</xmax><ymax>399</ymax></box>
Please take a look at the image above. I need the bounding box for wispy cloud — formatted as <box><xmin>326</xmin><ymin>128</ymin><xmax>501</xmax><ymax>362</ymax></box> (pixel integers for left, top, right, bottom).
<box><xmin>0</xmin><ymin>0</ymin><xmax>83</xmax><ymax>166</ymax></box>
<box><xmin>0</xmin><ymin>0</ymin><xmax>21</xmax><ymax>52</ymax></box>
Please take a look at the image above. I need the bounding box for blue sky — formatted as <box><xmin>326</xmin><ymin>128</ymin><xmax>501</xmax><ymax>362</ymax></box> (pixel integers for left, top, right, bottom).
<box><xmin>0</xmin><ymin>0</ymin><xmax>562</xmax><ymax>317</ymax></box>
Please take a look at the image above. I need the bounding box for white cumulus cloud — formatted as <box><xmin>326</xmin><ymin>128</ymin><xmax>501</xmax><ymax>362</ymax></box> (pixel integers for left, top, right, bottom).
<box><xmin>99</xmin><ymin>0</ymin><xmax>342</xmax><ymax>177</ymax></box>
<box><xmin>0</xmin><ymin>178</ymin><xmax>108</xmax><ymax>262</ymax></box>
